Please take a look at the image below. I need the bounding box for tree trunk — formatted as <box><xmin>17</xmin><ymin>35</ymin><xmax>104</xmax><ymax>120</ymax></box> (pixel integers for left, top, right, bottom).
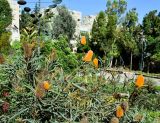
<box><xmin>109</xmin><ymin>56</ymin><xmax>113</xmax><ymax>68</ymax></box>
<box><xmin>115</xmin><ymin>59</ymin><xmax>117</xmax><ymax>68</ymax></box>
<box><xmin>147</xmin><ymin>62</ymin><xmax>150</xmax><ymax>73</ymax></box>
<box><xmin>130</xmin><ymin>52</ymin><xmax>133</xmax><ymax>70</ymax></box>
<box><xmin>104</xmin><ymin>51</ymin><xmax>107</xmax><ymax>68</ymax></box>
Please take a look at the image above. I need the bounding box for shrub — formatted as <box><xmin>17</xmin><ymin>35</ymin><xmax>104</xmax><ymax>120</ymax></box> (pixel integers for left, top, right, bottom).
<box><xmin>0</xmin><ymin>32</ymin><xmax>11</xmax><ymax>54</ymax></box>
<box><xmin>55</xmin><ymin>36</ymin><xmax>78</xmax><ymax>71</ymax></box>
<box><xmin>0</xmin><ymin>0</ymin><xmax>12</xmax><ymax>34</ymax></box>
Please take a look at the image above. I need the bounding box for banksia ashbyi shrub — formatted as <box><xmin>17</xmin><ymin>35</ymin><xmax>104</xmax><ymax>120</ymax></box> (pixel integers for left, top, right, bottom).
<box><xmin>0</xmin><ymin>37</ymin><xmax>159</xmax><ymax>122</ymax></box>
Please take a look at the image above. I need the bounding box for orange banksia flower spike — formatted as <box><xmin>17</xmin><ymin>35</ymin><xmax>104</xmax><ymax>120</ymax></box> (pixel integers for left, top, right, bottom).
<box><xmin>81</xmin><ymin>36</ymin><xmax>86</xmax><ymax>45</ymax></box>
<box><xmin>83</xmin><ymin>50</ymin><xmax>93</xmax><ymax>62</ymax></box>
<box><xmin>43</xmin><ymin>81</ymin><xmax>51</xmax><ymax>90</ymax></box>
<box><xmin>93</xmin><ymin>58</ymin><xmax>98</xmax><ymax>68</ymax></box>
<box><xmin>116</xmin><ymin>105</ymin><xmax>124</xmax><ymax>118</ymax></box>
<box><xmin>135</xmin><ymin>75</ymin><xmax>144</xmax><ymax>88</ymax></box>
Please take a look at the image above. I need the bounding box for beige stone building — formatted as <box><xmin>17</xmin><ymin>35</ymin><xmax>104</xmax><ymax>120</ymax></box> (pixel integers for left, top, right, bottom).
<box><xmin>7</xmin><ymin>0</ymin><xmax>20</xmax><ymax>43</ymax></box>
<box><xmin>6</xmin><ymin>1</ymin><xmax>96</xmax><ymax>46</ymax></box>
<box><xmin>69</xmin><ymin>10</ymin><xmax>96</xmax><ymax>51</ymax></box>
<box><xmin>80</xmin><ymin>15</ymin><xmax>96</xmax><ymax>32</ymax></box>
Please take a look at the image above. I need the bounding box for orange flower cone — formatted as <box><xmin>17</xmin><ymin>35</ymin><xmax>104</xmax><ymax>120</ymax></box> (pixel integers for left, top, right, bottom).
<box><xmin>93</xmin><ymin>58</ymin><xmax>98</xmax><ymax>68</ymax></box>
<box><xmin>43</xmin><ymin>81</ymin><xmax>51</xmax><ymax>90</ymax></box>
<box><xmin>116</xmin><ymin>105</ymin><xmax>124</xmax><ymax>118</ymax></box>
<box><xmin>135</xmin><ymin>75</ymin><xmax>144</xmax><ymax>88</ymax></box>
<box><xmin>83</xmin><ymin>50</ymin><xmax>93</xmax><ymax>62</ymax></box>
<box><xmin>81</xmin><ymin>36</ymin><xmax>86</xmax><ymax>45</ymax></box>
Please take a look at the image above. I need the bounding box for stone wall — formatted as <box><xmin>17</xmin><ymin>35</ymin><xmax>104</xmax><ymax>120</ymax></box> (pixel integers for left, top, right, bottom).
<box><xmin>69</xmin><ymin>10</ymin><xmax>82</xmax><ymax>48</ymax></box>
<box><xmin>69</xmin><ymin>10</ymin><xmax>97</xmax><ymax>51</ymax></box>
<box><xmin>80</xmin><ymin>15</ymin><xmax>96</xmax><ymax>32</ymax></box>
<box><xmin>7</xmin><ymin>0</ymin><xmax>20</xmax><ymax>43</ymax></box>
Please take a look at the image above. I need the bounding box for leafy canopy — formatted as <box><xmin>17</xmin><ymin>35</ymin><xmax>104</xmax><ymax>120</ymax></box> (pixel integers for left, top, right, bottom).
<box><xmin>0</xmin><ymin>0</ymin><xmax>12</xmax><ymax>34</ymax></box>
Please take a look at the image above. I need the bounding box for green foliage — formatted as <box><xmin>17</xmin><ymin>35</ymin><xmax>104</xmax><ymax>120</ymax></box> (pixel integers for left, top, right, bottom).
<box><xmin>50</xmin><ymin>6</ymin><xmax>76</xmax><ymax>40</ymax></box>
<box><xmin>0</xmin><ymin>32</ymin><xmax>11</xmax><ymax>54</ymax></box>
<box><xmin>0</xmin><ymin>0</ymin><xmax>12</xmax><ymax>54</ymax></box>
<box><xmin>0</xmin><ymin>0</ymin><xmax>12</xmax><ymax>34</ymax></box>
<box><xmin>105</xmin><ymin>0</ymin><xmax>127</xmax><ymax>56</ymax></box>
<box><xmin>20</xmin><ymin>27</ymin><xmax>38</xmax><ymax>42</ymax></box>
<box><xmin>143</xmin><ymin>10</ymin><xmax>160</xmax><ymax>47</ymax></box>
<box><xmin>125</xmin><ymin>8</ymin><xmax>138</xmax><ymax>33</ymax></box>
<box><xmin>151</xmin><ymin>52</ymin><xmax>160</xmax><ymax>62</ymax></box>
<box><xmin>0</xmin><ymin>1</ymin><xmax>160</xmax><ymax>122</ymax></box>
<box><xmin>52</xmin><ymin>36</ymin><xmax>78</xmax><ymax>72</ymax></box>
<box><xmin>142</xmin><ymin>10</ymin><xmax>160</xmax><ymax>65</ymax></box>
<box><xmin>0</xmin><ymin>62</ymin><xmax>159</xmax><ymax>122</ymax></box>
<box><xmin>41</xmin><ymin>36</ymin><xmax>78</xmax><ymax>72</ymax></box>
<box><xmin>91</xmin><ymin>11</ymin><xmax>107</xmax><ymax>56</ymax></box>
<box><xmin>20</xmin><ymin>10</ymin><xmax>34</xmax><ymax>31</ymax></box>
<box><xmin>77</xmin><ymin>32</ymin><xmax>91</xmax><ymax>53</ymax></box>
<box><xmin>34</xmin><ymin>3</ymin><xmax>40</xmax><ymax>15</ymax></box>
<box><xmin>143</xmin><ymin>10</ymin><xmax>160</xmax><ymax>37</ymax></box>
<box><xmin>11</xmin><ymin>41</ymin><xmax>22</xmax><ymax>50</ymax></box>
<box><xmin>90</xmin><ymin>0</ymin><xmax>127</xmax><ymax>67</ymax></box>
<box><xmin>120</xmin><ymin>8</ymin><xmax>139</xmax><ymax>54</ymax></box>
<box><xmin>106</xmin><ymin>0</ymin><xmax>127</xmax><ymax>18</ymax></box>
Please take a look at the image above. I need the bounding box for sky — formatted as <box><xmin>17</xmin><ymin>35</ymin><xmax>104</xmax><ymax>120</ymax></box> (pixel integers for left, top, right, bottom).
<box><xmin>23</xmin><ymin>0</ymin><xmax>160</xmax><ymax>23</ymax></box>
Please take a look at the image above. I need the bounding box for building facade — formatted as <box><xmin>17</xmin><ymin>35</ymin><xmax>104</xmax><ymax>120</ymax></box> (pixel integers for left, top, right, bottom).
<box><xmin>80</xmin><ymin>15</ymin><xmax>96</xmax><ymax>32</ymax></box>
<box><xmin>6</xmin><ymin>1</ymin><xmax>96</xmax><ymax>46</ymax></box>
<box><xmin>7</xmin><ymin>0</ymin><xmax>20</xmax><ymax>43</ymax></box>
<box><xmin>69</xmin><ymin>10</ymin><xmax>96</xmax><ymax>51</ymax></box>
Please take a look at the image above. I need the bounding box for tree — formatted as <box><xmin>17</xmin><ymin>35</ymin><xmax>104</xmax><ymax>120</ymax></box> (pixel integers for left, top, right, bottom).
<box><xmin>91</xmin><ymin>0</ymin><xmax>127</xmax><ymax>67</ymax></box>
<box><xmin>51</xmin><ymin>6</ymin><xmax>76</xmax><ymax>40</ymax></box>
<box><xmin>142</xmin><ymin>10</ymin><xmax>160</xmax><ymax>72</ymax></box>
<box><xmin>42</xmin><ymin>35</ymin><xmax>78</xmax><ymax>72</ymax></box>
<box><xmin>91</xmin><ymin>11</ymin><xmax>107</xmax><ymax>57</ymax></box>
<box><xmin>0</xmin><ymin>0</ymin><xmax>12</xmax><ymax>34</ymax></box>
<box><xmin>0</xmin><ymin>0</ymin><xmax>12</xmax><ymax>54</ymax></box>
<box><xmin>121</xmin><ymin>8</ymin><xmax>139</xmax><ymax>70</ymax></box>
<box><xmin>34</xmin><ymin>3</ymin><xmax>40</xmax><ymax>15</ymax></box>
<box><xmin>105</xmin><ymin>0</ymin><xmax>127</xmax><ymax>67</ymax></box>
